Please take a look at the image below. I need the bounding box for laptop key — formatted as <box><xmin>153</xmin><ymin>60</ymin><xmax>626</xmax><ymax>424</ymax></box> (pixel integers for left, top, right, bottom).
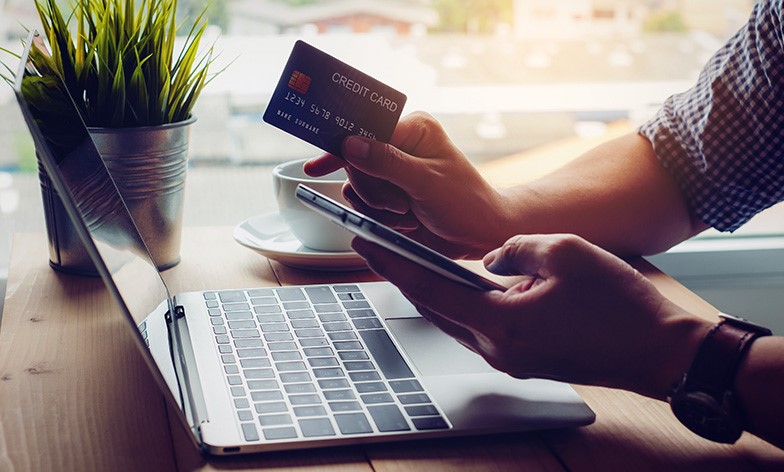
<box><xmin>308</xmin><ymin>357</ymin><xmax>339</xmax><ymax>368</ymax></box>
<box><xmin>228</xmin><ymin>320</ymin><xmax>255</xmax><ymax>330</ymax></box>
<box><xmin>240</xmin><ymin>358</ymin><xmax>271</xmax><ymax>369</ymax></box>
<box><xmin>344</xmin><ymin>361</ymin><xmax>374</xmax><ymax>371</ymax></box>
<box><xmin>231</xmin><ymin>329</ymin><xmax>260</xmax><ymax>339</ymax></box>
<box><xmin>276</xmin><ymin>361</ymin><xmax>307</xmax><ymax>372</ymax></box>
<box><xmin>247</xmin><ymin>288</ymin><xmax>274</xmax><ymax>298</ymax></box>
<box><xmin>286</xmin><ymin>309</ymin><xmax>315</xmax><ymax>319</ymax></box>
<box><xmin>313</xmin><ymin>368</ymin><xmax>345</xmax><ymax>378</ymax></box>
<box><xmin>398</xmin><ymin>393</ymin><xmax>431</xmax><ymax>405</ymax></box>
<box><xmin>343</xmin><ymin>301</ymin><xmax>371</xmax><ymax>309</ymax></box>
<box><xmin>328</xmin><ymin>401</ymin><xmax>362</xmax><ymax>412</ymax></box>
<box><xmin>333</xmin><ymin>285</ymin><xmax>360</xmax><ymax>292</ymax></box>
<box><xmin>276</xmin><ymin>287</ymin><xmax>306</xmax><ymax>302</ymax></box>
<box><xmin>271</xmin><ymin>351</ymin><xmax>302</xmax><ymax>361</ymax></box>
<box><xmin>324</xmin><ymin>389</ymin><xmax>355</xmax><ymax>401</ymax></box>
<box><xmin>226</xmin><ymin>311</ymin><xmax>253</xmax><ymax>320</ymax></box>
<box><xmin>234</xmin><ymin>339</ymin><xmax>263</xmax><ymax>348</ymax></box>
<box><xmin>250</xmin><ymin>297</ymin><xmax>278</xmax><ymax>306</ymax></box>
<box><xmin>318</xmin><ymin>378</ymin><xmax>350</xmax><ymax>389</ymax></box>
<box><xmin>237</xmin><ymin>348</ymin><xmax>268</xmax><ymax>358</ymax></box>
<box><xmin>280</xmin><ymin>372</ymin><xmax>311</xmax><ymax>383</ymax></box>
<box><xmin>268</xmin><ymin>342</ymin><xmax>298</xmax><ymax>351</ymax></box>
<box><xmin>293</xmin><ymin>405</ymin><xmax>328</xmax><ymax>417</ymax></box>
<box><xmin>223</xmin><ymin>302</ymin><xmax>250</xmax><ymax>311</ymax></box>
<box><xmin>265</xmin><ymin>333</ymin><xmax>294</xmax><ymax>342</ymax></box>
<box><xmin>219</xmin><ymin>291</ymin><xmax>247</xmax><ymax>303</ymax></box>
<box><xmin>289</xmin><ymin>394</ymin><xmax>322</xmax><ymax>405</ymax></box>
<box><xmin>389</xmin><ymin>379</ymin><xmax>424</xmax><ymax>393</ymax></box>
<box><xmin>255</xmin><ymin>402</ymin><xmax>288</xmax><ymax>414</ymax></box>
<box><xmin>349</xmin><ymin>371</ymin><xmax>381</xmax><ymax>382</ymax></box>
<box><xmin>263</xmin><ymin>427</ymin><xmax>298</xmax><ymax>440</ymax></box>
<box><xmin>284</xmin><ymin>383</ymin><xmax>317</xmax><ymax>394</ymax></box>
<box><xmin>237</xmin><ymin>410</ymin><xmax>253</xmax><ymax>422</ymax></box>
<box><xmin>360</xmin><ymin>393</ymin><xmax>394</xmax><ymax>404</ymax></box>
<box><xmin>353</xmin><ymin>318</ymin><xmax>382</xmax><ymax>330</ymax></box>
<box><xmin>304</xmin><ymin>286</ymin><xmax>337</xmax><ymax>304</ymax></box>
<box><xmin>299</xmin><ymin>418</ymin><xmax>336</xmax><ymax>437</ymax></box>
<box><xmin>335</xmin><ymin>413</ymin><xmax>373</xmax><ymax>435</ymax></box>
<box><xmin>259</xmin><ymin>414</ymin><xmax>293</xmax><ymax>426</ymax></box>
<box><xmin>300</xmin><ymin>338</ymin><xmax>330</xmax><ymax>347</ymax></box>
<box><xmin>314</xmin><ymin>304</ymin><xmax>341</xmax><ymax>313</ymax></box>
<box><xmin>368</xmin><ymin>405</ymin><xmax>410</xmax><ymax>432</ymax></box>
<box><xmin>241</xmin><ymin>423</ymin><xmax>259</xmax><ymax>441</ymax></box>
<box><xmin>412</xmin><ymin>417</ymin><xmax>449</xmax><ymax>431</ymax></box>
<box><xmin>244</xmin><ymin>368</ymin><xmax>275</xmax><ymax>379</ymax></box>
<box><xmin>248</xmin><ymin>379</ymin><xmax>279</xmax><ymax>390</ymax></box>
<box><xmin>303</xmin><ymin>347</ymin><xmax>333</xmax><ymax>357</ymax></box>
<box><xmin>405</xmin><ymin>405</ymin><xmax>439</xmax><ymax>417</ymax></box>
<box><xmin>355</xmin><ymin>382</ymin><xmax>386</xmax><ymax>393</ymax></box>
<box><xmin>338</xmin><ymin>351</ymin><xmax>369</xmax><ymax>361</ymax></box>
<box><xmin>333</xmin><ymin>341</ymin><xmax>363</xmax><ymax>350</ymax></box>
<box><xmin>291</xmin><ymin>319</ymin><xmax>319</xmax><ymax>329</ymax></box>
<box><xmin>283</xmin><ymin>301</ymin><xmax>309</xmax><ymax>310</ymax></box>
<box><xmin>359</xmin><ymin>330</ymin><xmax>414</xmax><ymax>380</ymax></box>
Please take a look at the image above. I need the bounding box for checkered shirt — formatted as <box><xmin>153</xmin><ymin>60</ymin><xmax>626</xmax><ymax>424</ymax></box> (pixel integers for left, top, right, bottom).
<box><xmin>639</xmin><ymin>0</ymin><xmax>784</xmax><ymax>232</ymax></box>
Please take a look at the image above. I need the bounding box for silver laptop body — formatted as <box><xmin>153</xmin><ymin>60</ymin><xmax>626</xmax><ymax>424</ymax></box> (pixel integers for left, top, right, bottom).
<box><xmin>14</xmin><ymin>31</ymin><xmax>594</xmax><ymax>455</ymax></box>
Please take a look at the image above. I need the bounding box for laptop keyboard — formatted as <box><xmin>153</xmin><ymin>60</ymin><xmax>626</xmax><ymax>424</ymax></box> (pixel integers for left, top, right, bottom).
<box><xmin>203</xmin><ymin>284</ymin><xmax>450</xmax><ymax>442</ymax></box>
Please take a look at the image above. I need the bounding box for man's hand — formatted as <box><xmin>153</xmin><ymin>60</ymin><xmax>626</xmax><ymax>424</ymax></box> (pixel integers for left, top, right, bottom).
<box><xmin>305</xmin><ymin>112</ymin><xmax>509</xmax><ymax>259</ymax></box>
<box><xmin>352</xmin><ymin>233</ymin><xmax>712</xmax><ymax>400</ymax></box>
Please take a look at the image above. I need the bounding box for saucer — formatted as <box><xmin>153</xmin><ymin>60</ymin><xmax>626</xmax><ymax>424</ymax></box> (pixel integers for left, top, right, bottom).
<box><xmin>233</xmin><ymin>212</ymin><xmax>367</xmax><ymax>271</ymax></box>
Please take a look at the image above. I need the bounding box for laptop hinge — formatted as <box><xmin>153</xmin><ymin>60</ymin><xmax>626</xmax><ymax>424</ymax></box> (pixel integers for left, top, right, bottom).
<box><xmin>168</xmin><ymin>304</ymin><xmax>209</xmax><ymax>444</ymax></box>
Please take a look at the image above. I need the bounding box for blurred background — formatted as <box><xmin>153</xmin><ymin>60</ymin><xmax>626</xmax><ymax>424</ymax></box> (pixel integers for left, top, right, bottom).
<box><xmin>1</xmin><ymin>0</ymin><xmax>782</xmax><ymax>331</ymax></box>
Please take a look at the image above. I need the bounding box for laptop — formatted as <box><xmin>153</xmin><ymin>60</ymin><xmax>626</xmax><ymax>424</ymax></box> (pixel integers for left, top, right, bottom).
<box><xmin>14</xmin><ymin>31</ymin><xmax>594</xmax><ymax>455</ymax></box>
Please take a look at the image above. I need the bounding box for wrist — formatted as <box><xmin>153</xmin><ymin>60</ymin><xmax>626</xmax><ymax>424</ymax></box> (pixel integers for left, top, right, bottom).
<box><xmin>646</xmin><ymin>305</ymin><xmax>714</xmax><ymax>400</ymax></box>
<box><xmin>666</xmin><ymin>314</ymin><xmax>772</xmax><ymax>443</ymax></box>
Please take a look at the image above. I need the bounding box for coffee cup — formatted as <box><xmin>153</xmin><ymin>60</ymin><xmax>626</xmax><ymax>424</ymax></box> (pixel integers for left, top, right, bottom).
<box><xmin>272</xmin><ymin>158</ymin><xmax>354</xmax><ymax>252</ymax></box>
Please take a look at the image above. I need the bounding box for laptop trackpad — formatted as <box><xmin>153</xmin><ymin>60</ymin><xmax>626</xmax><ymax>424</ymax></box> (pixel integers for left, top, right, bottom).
<box><xmin>385</xmin><ymin>317</ymin><xmax>498</xmax><ymax>376</ymax></box>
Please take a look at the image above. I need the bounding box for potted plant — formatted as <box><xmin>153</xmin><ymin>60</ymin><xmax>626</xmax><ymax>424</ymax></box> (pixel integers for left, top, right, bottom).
<box><xmin>8</xmin><ymin>0</ymin><xmax>219</xmax><ymax>273</ymax></box>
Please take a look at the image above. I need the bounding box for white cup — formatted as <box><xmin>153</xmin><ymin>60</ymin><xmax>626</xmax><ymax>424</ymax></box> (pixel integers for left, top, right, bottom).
<box><xmin>272</xmin><ymin>158</ymin><xmax>354</xmax><ymax>252</ymax></box>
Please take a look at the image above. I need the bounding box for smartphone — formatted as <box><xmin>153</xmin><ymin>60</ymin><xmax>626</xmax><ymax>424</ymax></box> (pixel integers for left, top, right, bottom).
<box><xmin>296</xmin><ymin>184</ymin><xmax>506</xmax><ymax>291</ymax></box>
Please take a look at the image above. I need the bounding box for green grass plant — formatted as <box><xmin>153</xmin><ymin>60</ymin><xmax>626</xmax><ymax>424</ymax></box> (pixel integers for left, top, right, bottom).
<box><xmin>11</xmin><ymin>0</ymin><xmax>219</xmax><ymax>127</ymax></box>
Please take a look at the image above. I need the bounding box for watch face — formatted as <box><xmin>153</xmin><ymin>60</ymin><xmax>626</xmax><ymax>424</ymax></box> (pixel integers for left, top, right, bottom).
<box><xmin>670</xmin><ymin>391</ymin><xmax>742</xmax><ymax>444</ymax></box>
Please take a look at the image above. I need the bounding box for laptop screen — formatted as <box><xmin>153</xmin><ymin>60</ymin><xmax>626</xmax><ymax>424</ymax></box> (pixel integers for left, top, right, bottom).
<box><xmin>13</xmin><ymin>32</ymin><xmax>181</xmax><ymax>404</ymax></box>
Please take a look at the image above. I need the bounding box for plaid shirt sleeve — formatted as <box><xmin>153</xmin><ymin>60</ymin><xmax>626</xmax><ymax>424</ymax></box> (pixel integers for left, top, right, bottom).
<box><xmin>638</xmin><ymin>0</ymin><xmax>784</xmax><ymax>232</ymax></box>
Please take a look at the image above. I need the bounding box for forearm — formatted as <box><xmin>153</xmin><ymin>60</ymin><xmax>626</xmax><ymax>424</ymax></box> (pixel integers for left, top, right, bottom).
<box><xmin>735</xmin><ymin>336</ymin><xmax>784</xmax><ymax>448</ymax></box>
<box><xmin>496</xmin><ymin>133</ymin><xmax>707</xmax><ymax>256</ymax></box>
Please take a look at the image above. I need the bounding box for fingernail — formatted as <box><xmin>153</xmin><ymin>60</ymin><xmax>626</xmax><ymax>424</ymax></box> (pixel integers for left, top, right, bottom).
<box><xmin>483</xmin><ymin>251</ymin><xmax>499</xmax><ymax>271</ymax></box>
<box><xmin>343</xmin><ymin>136</ymin><xmax>370</xmax><ymax>160</ymax></box>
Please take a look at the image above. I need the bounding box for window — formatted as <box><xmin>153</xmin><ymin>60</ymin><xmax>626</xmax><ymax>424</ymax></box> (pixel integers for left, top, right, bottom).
<box><xmin>0</xmin><ymin>0</ymin><xmax>777</xmax><ymax>282</ymax></box>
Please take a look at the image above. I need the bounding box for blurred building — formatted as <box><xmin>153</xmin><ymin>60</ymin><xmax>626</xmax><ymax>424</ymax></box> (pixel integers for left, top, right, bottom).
<box><xmin>228</xmin><ymin>0</ymin><xmax>438</xmax><ymax>35</ymax></box>
<box><xmin>513</xmin><ymin>0</ymin><xmax>647</xmax><ymax>39</ymax></box>
<box><xmin>680</xmin><ymin>0</ymin><xmax>754</xmax><ymax>37</ymax></box>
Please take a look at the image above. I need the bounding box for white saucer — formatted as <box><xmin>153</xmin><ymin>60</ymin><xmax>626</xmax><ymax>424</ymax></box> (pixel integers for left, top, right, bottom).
<box><xmin>233</xmin><ymin>212</ymin><xmax>367</xmax><ymax>271</ymax></box>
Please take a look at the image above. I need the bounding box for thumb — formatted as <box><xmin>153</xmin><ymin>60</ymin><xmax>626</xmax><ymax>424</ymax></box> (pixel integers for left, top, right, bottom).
<box><xmin>483</xmin><ymin>235</ymin><xmax>557</xmax><ymax>277</ymax></box>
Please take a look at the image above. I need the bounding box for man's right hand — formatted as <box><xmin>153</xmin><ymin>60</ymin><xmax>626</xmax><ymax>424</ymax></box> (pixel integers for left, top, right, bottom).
<box><xmin>304</xmin><ymin>112</ymin><xmax>509</xmax><ymax>259</ymax></box>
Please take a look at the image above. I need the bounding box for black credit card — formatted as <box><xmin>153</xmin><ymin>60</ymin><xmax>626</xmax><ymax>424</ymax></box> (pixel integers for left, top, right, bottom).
<box><xmin>263</xmin><ymin>40</ymin><xmax>407</xmax><ymax>157</ymax></box>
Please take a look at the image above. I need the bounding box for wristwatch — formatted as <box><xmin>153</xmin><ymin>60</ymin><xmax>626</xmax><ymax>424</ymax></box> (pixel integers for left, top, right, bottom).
<box><xmin>668</xmin><ymin>313</ymin><xmax>771</xmax><ymax>443</ymax></box>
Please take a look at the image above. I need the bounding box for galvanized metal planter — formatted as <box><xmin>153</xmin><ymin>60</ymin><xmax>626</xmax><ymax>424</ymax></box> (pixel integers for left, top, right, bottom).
<box><xmin>38</xmin><ymin>117</ymin><xmax>194</xmax><ymax>275</ymax></box>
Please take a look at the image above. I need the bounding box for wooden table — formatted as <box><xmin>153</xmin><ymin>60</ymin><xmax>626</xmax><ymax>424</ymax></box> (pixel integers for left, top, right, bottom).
<box><xmin>1</xmin><ymin>228</ymin><xmax>783</xmax><ymax>471</ymax></box>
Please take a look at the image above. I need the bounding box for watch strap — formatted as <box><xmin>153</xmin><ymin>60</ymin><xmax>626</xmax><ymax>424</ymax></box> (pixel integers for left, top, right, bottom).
<box><xmin>683</xmin><ymin>315</ymin><xmax>771</xmax><ymax>398</ymax></box>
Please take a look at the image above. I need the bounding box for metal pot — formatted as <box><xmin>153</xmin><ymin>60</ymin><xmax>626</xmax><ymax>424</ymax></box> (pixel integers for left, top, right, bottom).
<box><xmin>38</xmin><ymin>117</ymin><xmax>193</xmax><ymax>275</ymax></box>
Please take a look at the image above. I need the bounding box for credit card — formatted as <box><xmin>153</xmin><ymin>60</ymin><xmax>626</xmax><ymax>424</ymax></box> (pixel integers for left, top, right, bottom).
<box><xmin>263</xmin><ymin>40</ymin><xmax>407</xmax><ymax>157</ymax></box>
